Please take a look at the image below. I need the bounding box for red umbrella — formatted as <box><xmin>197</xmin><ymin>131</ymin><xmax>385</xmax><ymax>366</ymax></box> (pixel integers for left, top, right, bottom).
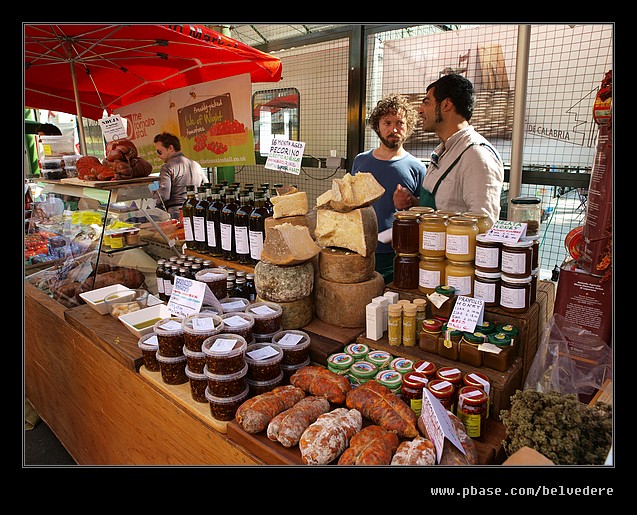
<box><xmin>24</xmin><ymin>23</ymin><xmax>282</xmax><ymax>152</ymax></box>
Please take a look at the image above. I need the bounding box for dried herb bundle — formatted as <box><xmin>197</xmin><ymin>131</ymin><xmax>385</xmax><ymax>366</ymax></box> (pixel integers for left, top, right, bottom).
<box><xmin>500</xmin><ymin>389</ymin><xmax>612</xmax><ymax>465</ymax></box>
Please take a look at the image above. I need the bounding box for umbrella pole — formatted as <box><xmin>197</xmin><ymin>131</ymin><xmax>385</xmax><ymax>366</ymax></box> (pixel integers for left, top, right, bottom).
<box><xmin>69</xmin><ymin>59</ymin><xmax>88</xmax><ymax>156</ymax></box>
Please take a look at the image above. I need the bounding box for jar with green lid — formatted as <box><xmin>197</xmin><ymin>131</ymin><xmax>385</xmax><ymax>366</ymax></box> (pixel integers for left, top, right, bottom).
<box><xmin>390</xmin><ymin>357</ymin><xmax>414</xmax><ymax>375</ymax></box>
<box><xmin>419</xmin><ymin>318</ymin><xmax>442</xmax><ymax>353</ymax></box>
<box><xmin>475</xmin><ymin>321</ymin><xmax>496</xmax><ymax>335</ymax></box>
<box><xmin>375</xmin><ymin>369</ymin><xmax>403</xmax><ymax>395</ymax></box>
<box><xmin>463</xmin><ymin>371</ymin><xmax>492</xmax><ymax>419</ymax></box>
<box><xmin>495</xmin><ymin>324</ymin><xmax>519</xmax><ymax>347</ymax></box>
<box><xmin>348</xmin><ymin>360</ymin><xmax>378</xmax><ymax>387</ymax></box>
<box><xmin>402</xmin><ymin>303</ymin><xmax>418</xmax><ymax>347</ymax></box>
<box><xmin>345</xmin><ymin>343</ymin><xmax>369</xmax><ymax>362</ymax></box>
<box><xmin>387</xmin><ymin>304</ymin><xmax>403</xmax><ymax>347</ymax></box>
<box><xmin>327</xmin><ymin>352</ymin><xmax>354</xmax><ymax>377</ymax></box>
<box><xmin>428</xmin><ymin>284</ymin><xmax>457</xmax><ymax>321</ymax></box>
<box><xmin>366</xmin><ymin>350</ymin><xmax>392</xmax><ymax>370</ymax></box>
<box><xmin>401</xmin><ymin>371</ymin><xmax>429</xmax><ymax>416</ymax></box>
<box><xmin>437</xmin><ymin>323</ymin><xmax>463</xmax><ymax>361</ymax></box>
<box><xmin>459</xmin><ymin>332</ymin><xmax>484</xmax><ymax>368</ymax></box>
<box><xmin>483</xmin><ymin>332</ymin><xmax>514</xmax><ymax>371</ymax></box>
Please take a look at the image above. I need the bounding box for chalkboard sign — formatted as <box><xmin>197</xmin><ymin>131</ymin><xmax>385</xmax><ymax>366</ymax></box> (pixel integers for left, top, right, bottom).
<box><xmin>178</xmin><ymin>93</ymin><xmax>234</xmax><ymax>139</ymax></box>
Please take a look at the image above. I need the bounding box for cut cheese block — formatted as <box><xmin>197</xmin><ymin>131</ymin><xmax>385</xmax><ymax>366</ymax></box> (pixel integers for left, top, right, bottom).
<box><xmin>318</xmin><ymin>247</ymin><xmax>375</xmax><ymax>284</ymax></box>
<box><xmin>314</xmin><ymin>272</ymin><xmax>385</xmax><ymax>328</ymax></box>
<box><xmin>254</xmin><ymin>260</ymin><xmax>314</xmax><ymax>303</ymax></box>
<box><xmin>316</xmin><ymin>172</ymin><xmax>385</xmax><ymax>212</ymax></box>
<box><xmin>258</xmin><ymin>294</ymin><xmax>313</xmax><ymax>330</ymax></box>
<box><xmin>265</xmin><ymin>213</ymin><xmax>315</xmax><ymax>238</ymax></box>
<box><xmin>271</xmin><ymin>191</ymin><xmax>308</xmax><ymax>218</ymax></box>
<box><xmin>261</xmin><ymin>223</ymin><xmax>321</xmax><ymax>266</ymax></box>
<box><xmin>314</xmin><ymin>205</ymin><xmax>378</xmax><ymax>257</ymax></box>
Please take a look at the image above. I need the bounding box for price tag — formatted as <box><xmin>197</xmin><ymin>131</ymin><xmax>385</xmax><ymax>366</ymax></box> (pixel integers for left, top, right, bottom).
<box><xmin>447</xmin><ymin>296</ymin><xmax>484</xmax><ymax>333</ymax></box>
<box><xmin>167</xmin><ymin>275</ymin><xmax>205</xmax><ymax>317</ymax></box>
<box><xmin>247</xmin><ymin>345</ymin><xmax>279</xmax><ymax>361</ymax></box>
<box><xmin>264</xmin><ymin>136</ymin><xmax>306</xmax><ymax>175</ymax></box>
<box><xmin>421</xmin><ymin>389</ymin><xmax>466</xmax><ymax>464</ymax></box>
<box><xmin>192</xmin><ymin>316</ymin><xmax>215</xmax><ymax>331</ymax></box>
<box><xmin>484</xmin><ymin>220</ymin><xmax>526</xmax><ymax>242</ymax></box>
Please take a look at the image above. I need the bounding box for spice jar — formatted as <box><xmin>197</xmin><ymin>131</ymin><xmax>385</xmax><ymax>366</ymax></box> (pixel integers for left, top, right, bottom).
<box><xmin>445</xmin><ymin>260</ymin><xmax>475</xmax><ymax>297</ymax></box>
<box><xmin>393</xmin><ymin>253</ymin><xmax>420</xmax><ymax>289</ymax></box>
<box><xmin>463</xmin><ymin>371</ymin><xmax>492</xmax><ymax>418</ymax></box>
<box><xmin>348</xmin><ymin>360</ymin><xmax>378</xmax><ymax>387</ymax></box>
<box><xmin>437</xmin><ymin>323</ymin><xmax>463</xmax><ymax>360</ymax></box>
<box><xmin>327</xmin><ymin>352</ymin><xmax>354</xmax><ymax>377</ymax></box>
<box><xmin>509</xmin><ymin>196</ymin><xmax>542</xmax><ymax>236</ymax></box>
<box><xmin>402</xmin><ymin>303</ymin><xmax>418</xmax><ymax>347</ymax></box>
<box><xmin>428</xmin><ymin>285</ymin><xmax>457</xmax><ymax>321</ymax></box>
<box><xmin>473</xmin><ymin>269</ymin><xmax>501</xmax><ymax>307</ymax></box>
<box><xmin>401</xmin><ymin>371</ymin><xmax>429</xmax><ymax>416</ymax></box>
<box><xmin>387</xmin><ymin>304</ymin><xmax>403</xmax><ymax>347</ymax></box>
<box><xmin>413</xmin><ymin>359</ymin><xmax>437</xmax><ymax>381</ymax></box>
<box><xmin>462</xmin><ymin>211</ymin><xmax>493</xmax><ymax>234</ymax></box>
<box><xmin>483</xmin><ymin>332</ymin><xmax>514</xmax><ymax>371</ymax></box>
<box><xmin>366</xmin><ymin>350</ymin><xmax>392</xmax><ymax>371</ymax></box>
<box><xmin>412</xmin><ymin>298</ymin><xmax>427</xmax><ymax>330</ymax></box>
<box><xmin>499</xmin><ymin>273</ymin><xmax>532</xmax><ymax>313</ymax></box>
<box><xmin>501</xmin><ymin>240</ymin><xmax>533</xmax><ymax>278</ymax></box>
<box><xmin>392</xmin><ymin>210</ymin><xmax>420</xmax><ymax>254</ymax></box>
<box><xmin>419</xmin><ymin>318</ymin><xmax>442</xmax><ymax>353</ymax></box>
<box><xmin>475</xmin><ymin>233</ymin><xmax>501</xmax><ymax>273</ymax></box>
<box><xmin>457</xmin><ymin>386</ymin><xmax>488</xmax><ymax>439</ymax></box>
<box><xmin>418</xmin><ymin>256</ymin><xmax>446</xmax><ymax>295</ymax></box>
<box><xmin>375</xmin><ymin>369</ymin><xmax>403</xmax><ymax>395</ymax></box>
<box><xmin>445</xmin><ymin>216</ymin><xmax>478</xmax><ymax>262</ymax></box>
<box><xmin>418</xmin><ymin>213</ymin><xmax>448</xmax><ymax>258</ymax></box>
<box><xmin>427</xmin><ymin>378</ymin><xmax>456</xmax><ymax>412</ymax></box>
<box><xmin>459</xmin><ymin>332</ymin><xmax>484</xmax><ymax>367</ymax></box>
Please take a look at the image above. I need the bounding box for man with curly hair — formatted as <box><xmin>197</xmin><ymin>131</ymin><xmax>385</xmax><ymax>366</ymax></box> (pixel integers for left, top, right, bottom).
<box><xmin>350</xmin><ymin>93</ymin><xmax>426</xmax><ymax>283</ymax></box>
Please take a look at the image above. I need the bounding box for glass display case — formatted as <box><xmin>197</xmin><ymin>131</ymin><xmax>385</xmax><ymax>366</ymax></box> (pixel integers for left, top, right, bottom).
<box><xmin>24</xmin><ymin>177</ymin><xmax>184</xmax><ymax>308</ymax></box>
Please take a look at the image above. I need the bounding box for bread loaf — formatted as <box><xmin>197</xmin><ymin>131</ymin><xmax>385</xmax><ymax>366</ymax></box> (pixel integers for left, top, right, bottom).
<box><xmin>314</xmin><ymin>205</ymin><xmax>378</xmax><ymax>257</ymax></box>
<box><xmin>260</xmin><ymin>223</ymin><xmax>320</xmax><ymax>266</ymax></box>
<box><xmin>316</xmin><ymin>172</ymin><xmax>385</xmax><ymax>212</ymax></box>
<box><xmin>299</xmin><ymin>408</ymin><xmax>362</xmax><ymax>465</ymax></box>
<box><xmin>345</xmin><ymin>379</ymin><xmax>419</xmax><ymax>438</ymax></box>
<box><xmin>337</xmin><ymin>425</ymin><xmax>399</xmax><ymax>465</ymax></box>
<box><xmin>391</xmin><ymin>436</ymin><xmax>437</xmax><ymax>465</ymax></box>
<box><xmin>266</xmin><ymin>396</ymin><xmax>331</xmax><ymax>448</ymax></box>
<box><xmin>235</xmin><ymin>385</ymin><xmax>306</xmax><ymax>433</ymax></box>
<box><xmin>289</xmin><ymin>365</ymin><xmax>352</xmax><ymax>405</ymax></box>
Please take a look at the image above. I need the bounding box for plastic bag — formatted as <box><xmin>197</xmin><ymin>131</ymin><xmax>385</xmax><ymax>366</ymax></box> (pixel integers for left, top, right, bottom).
<box><xmin>524</xmin><ymin>313</ymin><xmax>612</xmax><ymax>396</ymax></box>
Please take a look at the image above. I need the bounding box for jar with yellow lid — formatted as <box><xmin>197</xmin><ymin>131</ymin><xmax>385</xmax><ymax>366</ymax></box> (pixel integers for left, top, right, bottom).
<box><xmin>445</xmin><ymin>216</ymin><xmax>478</xmax><ymax>262</ymax></box>
<box><xmin>457</xmin><ymin>386</ymin><xmax>488</xmax><ymax>439</ymax></box>
<box><xmin>463</xmin><ymin>371</ymin><xmax>491</xmax><ymax>418</ymax></box>
<box><xmin>459</xmin><ymin>332</ymin><xmax>485</xmax><ymax>367</ymax></box>
<box><xmin>402</xmin><ymin>303</ymin><xmax>418</xmax><ymax>347</ymax></box>
<box><xmin>418</xmin><ymin>256</ymin><xmax>446</xmax><ymax>294</ymax></box>
<box><xmin>483</xmin><ymin>332</ymin><xmax>514</xmax><ymax>371</ymax></box>
<box><xmin>437</xmin><ymin>323</ymin><xmax>463</xmax><ymax>360</ymax></box>
<box><xmin>409</xmin><ymin>206</ymin><xmax>435</xmax><ymax>215</ymax></box>
<box><xmin>462</xmin><ymin>211</ymin><xmax>493</xmax><ymax>234</ymax></box>
<box><xmin>419</xmin><ymin>318</ymin><xmax>442</xmax><ymax>353</ymax></box>
<box><xmin>445</xmin><ymin>260</ymin><xmax>475</xmax><ymax>297</ymax></box>
<box><xmin>418</xmin><ymin>213</ymin><xmax>448</xmax><ymax>258</ymax></box>
<box><xmin>392</xmin><ymin>210</ymin><xmax>420</xmax><ymax>254</ymax></box>
<box><xmin>387</xmin><ymin>304</ymin><xmax>403</xmax><ymax>347</ymax></box>
<box><xmin>428</xmin><ymin>284</ymin><xmax>457</xmax><ymax>321</ymax></box>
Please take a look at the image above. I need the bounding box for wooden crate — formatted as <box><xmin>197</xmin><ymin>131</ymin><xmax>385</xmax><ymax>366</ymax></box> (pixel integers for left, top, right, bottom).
<box><xmin>302</xmin><ymin>317</ymin><xmax>364</xmax><ymax>365</ymax></box>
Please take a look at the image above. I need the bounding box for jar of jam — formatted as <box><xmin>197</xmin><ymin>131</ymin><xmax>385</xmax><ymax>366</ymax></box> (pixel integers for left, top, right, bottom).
<box><xmin>463</xmin><ymin>371</ymin><xmax>491</xmax><ymax>418</ymax></box>
<box><xmin>483</xmin><ymin>332</ymin><xmax>514</xmax><ymax>371</ymax></box>
<box><xmin>413</xmin><ymin>359</ymin><xmax>437</xmax><ymax>381</ymax></box>
<box><xmin>436</xmin><ymin>366</ymin><xmax>463</xmax><ymax>411</ymax></box>
<box><xmin>530</xmin><ymin>267</ymin><xmax>539</xmax><ymax>304</ymax></box>
<box><xmin>327</xmin><ymin>352</ymin><xmax>354</xmax><ymax>377</ymax></box>
<box><xmin>437</xmin><ymin>323</ymin><xmax>463</xmax><ymax>360</ymax></box>
<box><xmin>509</xmin><ymin>196</ymin><xmax>541</xmax><ymax>236</ymax></box>
<box><xmin>418</xmin><ymin>256</ymin><xmax>446</xmax><ymax>294</ymax></box>
<box><xmin>402</xmin><ymin>371</ymin><xmax>429</xmax><ymax>416</ymax></box>
<box><xmin>500</xmin><ymin>273</ymin><xmax>532</xmax><ymax>313</ymax></box>
<box><xmin>475</xmin><ymin>321</ymin><xmax>496</xmax><ymax>335</ymax></box>
<box><xmin>348</xmin><ymin>360</ymin><xmax>378</xmax><ymax>387</ymax></box>
<box><xmin>375</xmin><ymin>369</ymin><xmax>403</xmax><ymax>395</ymax></box>
<box><xmin>428</xmin><ymin>284</ymin><xmax>457</xmax><ymax>321</ymax></box>
<box><xmin>390</xmin><ymin>357</ymin><xmax>414</xmax><ymax>375</ymax></box>
<box><xmin>475</xmin><ymin>233</ymin><xmax>501</xmax><ymax>273</ymax></box>
<box><xmin>473</xmin><ymin>270</ymin><xmax>501</xmax><ymax>307</ymax></box>
<box><xmin>402</xmin><ymin>303</ymin><xmax>418</xmax><ymax>347</ymax></box>
<box><xmin>501</xmin><ymin>240</ymin><xmax>533</xmax><ymax>278</ymax></box>
<box><xmin>387</xmin><ymin>304</ymin><xmax>403</xmax><ymax>347</ymax></box>
<box><xmin>462</xmin><ymin>211</ymin><xmax>493</xmax><ymax>234</ymax></box>
<box><xmin>419</xmin><ymin>213</ymin><xmax>448</xmax><ymax>258</ymax></box>
<box><xmin>459</xmin><ymin>332</ymin><xmax>484</xmax><ymax>367</ymax></box>
<box><xmin>521</xmin><ymin>235</ymin><xmax>540</xmax><ymax>270</ymax></box>
<box><xmin>393</xmin><ymin>253</ymin><xmax>420</xmax><ymax>289</ymax></box>
<box><xmin>495</xmin><ymin>324</ymin><xmax>519</xmax><ymax>347</ymax></box>
<box><xmin>419</xmin><ymin>318</ymin><xmax>442</xmax><ymax>353</ymax></box>
<box><xmin>445</xmin><ymin>259</ymin><xmax>475</xmax><ymax>297</ymax></box>
<box><xmin>457</xmin><ymin>386</ymin><xmax>488</xmax><ymax>439</ymax></box>
<box><xmin>392</xmin><ymin>210</ymin><xmax>420</xmax><ymax>254</ymax></box>
<box><xmin>427</xmin><ymin>378</ymin><xmax>456</xmax><ymax>412</ymax></box>
<box><xmin>445</xmin><ymin>216</ymin><xmax>478</xmax><ymax>262</ymax></box>
<box><xmin>366</xmin><ymin>350</ymin><xmax>392</xmax><ymax>371</ymax></box>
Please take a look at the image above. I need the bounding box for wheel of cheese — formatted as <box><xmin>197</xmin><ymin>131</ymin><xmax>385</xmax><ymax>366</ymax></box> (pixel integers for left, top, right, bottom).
<box><xmin>257</xmin><ymin>294</ymin><xmax>314</xmax><ymax>330</ymax></box>
<box><xmin>319</xmin><ymin>247</ymin><xmax>375</xmax><ymax>284</ymax></box>
<box><xmin>314</xmin><ymin>272</ymin><xmax>385</xmax><ymax>328</ymax></box>
<box><xmin>254</xmin><ymin>260</ymin><xmax>314</xmax><ymax>303</ymax></box>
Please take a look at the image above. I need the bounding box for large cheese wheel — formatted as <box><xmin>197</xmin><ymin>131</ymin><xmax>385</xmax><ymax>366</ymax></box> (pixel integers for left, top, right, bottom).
<box><xmin>257</xmin><ymin>294</ymin><xmax>313</xmax><ymax>330</ymax></box>
<box><xmin>254</xmin><ymin>260</ymin><xmax>314</xmax><ymax>303</ymax></box>
<box><xmin>314</xmin><ymin>205</ymin><xmax>377</xmax><ymax>257</ymax></box>
<box><xmin>318</xmin><ymin>247</ymin><xmax>375</xmax><ymax>284</ymax></box>
<box><xmin>314</xmin><ymin>272</ymin><xmax>385</xmax><ymax>328</ymax></box>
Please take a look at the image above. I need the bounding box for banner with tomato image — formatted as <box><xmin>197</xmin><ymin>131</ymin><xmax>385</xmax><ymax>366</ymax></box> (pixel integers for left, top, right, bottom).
<box><xmin>115</xmin><ymin>73</ymin><xmax>255</xmax><ymax>169</ymax></box>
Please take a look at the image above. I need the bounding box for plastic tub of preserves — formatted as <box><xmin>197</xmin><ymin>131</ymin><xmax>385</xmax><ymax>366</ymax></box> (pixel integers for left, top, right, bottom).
<box><xmin>246</xmin><ymin>371</ymin><xmax>285</xmax><ymax>397</ymax></box>
<box><xmin>253</xmin><ymin>328</ymin><xmax>282</xmax><ymax>343</ymax></box>
<box><xmin>182</xmin><ymin>345</ymin><xmax>206</xmax><ymax>374</ymax></box>
<box><xmin>195</xmin><ymin>268</ymin><xmax>228</xmax><ymax>300</ymax></box>
<box><xmin>245</xmin><ymin>301</ymin><xmax>283</xmax><ymax>334</ymax></box>
<box><xmin>153</xmin><ymin>317</ymin><xmax>185</xmax><ymax>357</ymax></box>
<box><xmin>182</xmin><ymin>312</ymin><xmax>224</xmax><ymax>352</ymax></box>
<box><xmin>137</xmin><ymin>333</ymin><xmax>160</xmax><ymax>372</ymax></box>
<box><xmin>220</xmin><ymin>312</ymin><xmax>255</xmax><ymax>341</ymax></box>
<box><xmin>245</xmin><ymin>342</ymin><xmax>283</xmax><ymax>381</ymax></box>
<box><xmin>201</xmin><ymin>333</ymin><xmax>248</xmax><ymax>375</ymax></box>
<box><xmin>271</xmin><ymin>330</ymin><xmax>311</xmax><ymax>366</ymax></box>
<box><xmin>203</xmin><ymin>363</ymin><xmax>248</xmax><ymax>398</ymax></box>
<box><xmin>281</xmin><ymin>356</ymin><xmax>310</xmax><ymax>383</ymax></box>
<box><xmin>185</xmin><ymin>366</ymin><xmax>208</xmax><ymax>403</ymax></box>
<box><xmin>155</xmin><ymin>352</ymin><xmax>188</xmax><ymax>385</ymax></box>
<box><xmin>205</xmin><ymin>385</ymin><xmax>250</xmax><ymax>422</ymax></box>
<box><xmin>220</xmin><ymin>297</ymin><xmax>250</xmax><ymax>313</ymax></box>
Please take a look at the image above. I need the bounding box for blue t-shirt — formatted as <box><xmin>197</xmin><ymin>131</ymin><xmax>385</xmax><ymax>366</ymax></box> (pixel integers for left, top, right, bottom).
<box><xmin>351</xmin><ymin>150</ymin><xmax>426</xmax><ymax>253</ymax></box>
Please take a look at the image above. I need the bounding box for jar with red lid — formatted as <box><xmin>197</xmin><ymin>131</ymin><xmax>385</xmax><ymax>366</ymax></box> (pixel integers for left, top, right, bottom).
<box><xmin>392</xmin><ymin>211</ymin><xmax>420</xmax><ymax>254</ymax></box>
<box><xmin>436</xmin><ymin>366</ymin><xmax>463</xmax><ymax>411</ymax></box>
<box><xmin>401</xmin><ymin>371</ymin><xmax>429</xmax><ymax>416</ymax></box>
<box><xmin>463</xmin><ymin>372</ymin><xmax>491</xmax><ymax>418</ymax></box>
<box><xmin>428</xmin><ymin>284</ymin><xmax>457</xmax><ymax>321</ymax></box>
<box><xmin>436</xmin><ymin>324</ymin><xmax>463</xmax><ymax>361</ymax></box>
<box><xmin>426</xmin><ymin>378</ymin><xmax>456</xmax><ymax>412</ymax></box>
<box><xmin>419</xmin><ymin>318</ymin><xmax>442</xmax><ymax>353</ymax></box>
<box><xmin>413</xmin><ymin>359</ymin><xmax>437</xmax><ymax>381</ymax></box>
<box><xmin>457</xmin><ymin>386</ymin><xmax>488</xmax><ymax>440</ymax></box>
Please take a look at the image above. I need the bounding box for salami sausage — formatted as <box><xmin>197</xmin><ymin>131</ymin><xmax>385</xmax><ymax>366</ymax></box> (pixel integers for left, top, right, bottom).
<box><xmin>337</xmin><ymin>425</ymin><xmax>399</xmax><ymax>465</ymax></box>
<box><xmin>235</xmin><ymin>385</ymin><xmax>306</xmax><ymax>434</ymax></box>
<box><xmin>289</xmin><ymin>365</ymin><xmax>352</xmax><ymax>405</ymax></box>
<box><xmin>267</xmin><ymin>396</ymin><xmax>331</xmax><ymax>447</ymax></box>
<box><xmin>299</xmin><ymin>408</ymin><xmax>362</xmax><ymax>465</ymax></box>
<box><xmin>391</xmin><ymin>436</ymin><xmax>436</xmax><ymax>465</ymax></box>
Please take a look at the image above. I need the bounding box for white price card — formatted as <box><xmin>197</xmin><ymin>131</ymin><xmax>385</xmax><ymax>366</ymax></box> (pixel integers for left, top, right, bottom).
<box><xmin>99</xmin><ymin>114</ymin><xmax>127</xmax><ymax>142</ymax></box>
<box><xmin>247</xmin><ymin>345</ymin><xmax>279</xmax><ymax>361</ymax></box>
<box><xmin>167</xmin><ymin>275</ymin><xmax>205</xmax><ymax>318</ymax></box>
<box><xmin>421</xmin><ymin>389</ymin><xmax>465</xmax><ymax>464</ymax></box>
<box><xmin>447</xmin><ymin>296</ymin><xmax>484</xmax><ymax>333</ymax></box>
<box><xmin>192</xmin><ymin>316</ymin><xmax>215</xmax><ymax>331</ymax></box>
<box><xmin>484</xmin><ymin>220</ymin><xmax>526</xmax><ymax>242</ymax></box>
<box><xmin>277</xmin><ymin>333</ymin><xmax>303</xmax><ymax>347</ymax></box>
<box><xmin>264</xmin><ymin>136</ymin><xmax>306</xmax><ymax>175</ymax></box>
<box><xmin>211</xmin><ymin>338</ymin><xmax>238</xmax><ymax>353</ymax></box>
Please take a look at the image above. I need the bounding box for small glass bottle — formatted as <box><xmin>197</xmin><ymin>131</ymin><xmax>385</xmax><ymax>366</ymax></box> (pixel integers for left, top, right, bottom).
<box><xmin>412</xmin><ymin>298</ymin><xmax>427</xmax><ymax>333</ymax></box>
<box><xmin>402</xmin><ymin>303</ymin><xmax>418</xmax><ymax>347</ymax></box>
<box><xmin>401</xmin><ymin>371</ymin><xmax>429</xmax><ymax>416</ymax></box>
<box><xmin>193</xmin><ymin>185</ymin><xmax>210</xmax><ymax>253</ymax></box>
<box><xmin>445</xmin><ymin>215</ymin><xmax>478</xmax><ymax>262</ymax></box>
<box><xmin>245</xmin><ymin>273</ymin><xmax>257</xmax><ymax>302</ymax></box>
<box><xmin>445</xmin><ymin>259</ymin><xmax>475</xmax><ymax>297</ymax></box>
<box><xmin>206</xmin><ymin>187</ymin><xmax>224</xmax><ymax>257</ymax></box>
<box><xmin>155</xmin><ymin>258</ymin><xmax>167</xmax><ymax>302</ymax></box>
<box><xmin>457</xmin><ymin>386</ymin><xmax>488</xmax><ymax>440</ymax></box>
<box><xmin>387</xmin><ymin>304</ymin><xmax>403</xmax><ymax>347</ymax></box>
<box><xmin>234</xmin><ymin>192</ymin><xmax>254</xmax><ymax>265</ymax></box>
<box><xmin>419</xmin><ymin>213</ymin><xmax>448</xmax><ymax>258</ymax></box>
<box><xmin>393</xmin><ymin>253</ymin><xmax>420</xmax><ymax>290</ymax></box>
<box><xmin>459</xmin><ymin>332</ymin><xmax>484</xmax><ymax>368</ymax></box>
<box><xmin>419</xmin><ymin>318</ymin><xmax>442</xmax><ymax>354</ymax></box>
<box><xmin>500</xmin><ymin>273</ymin><xmax>532</xmax><ymax>313</ymax></box>
<box><xmin>501</xmin><ymin>240</ymin><xmax>533</xmax><ymax>278</ymax></box>
<box><xmin>437</xmin><ymin>323</ymin><xmax>463</xmax><ymax>360</ymax></box>
<box><xmin>473</xmin><ymin>269</ymin><xmax>501</xmax><ymax>307</ymax></box>
<box><xmin>428</xmin><ymin>284</ymin><xmax>457</xmax><ymax>322</ymax></box>
<box><xmin>392</xmin><ymin>211</ymin><xmax>420</xmax><ymax>254</ymax></box>
<box><xmin>182</xmin><ymin>185</ymin><xmax>198</xmax><ymax>250</ymax></box>
<box><xmin>418</xmin><ymin>256</ymin><xmax>446</xmax><ymax>295</ymax></box>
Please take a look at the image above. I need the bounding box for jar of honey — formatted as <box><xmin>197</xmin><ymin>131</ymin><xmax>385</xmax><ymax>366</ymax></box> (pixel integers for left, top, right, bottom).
<box><xmin>419</xmin><ymin>318</ymin><xmax>442</xmax><ymax>353</ymax></box>
<box><xmin>428</xmin><ymin>284</ymin><xmax>457</xmax><ymax>321</ymax></box>
<box><xmin>445</xmin><ymin>216</ymin><xmax>478</xmax><ymax>262</ymax></box>
<box><xmin>457</xmin><ymin>386</ymin><xmax>488</xmax><ymax>439</ymax></box>
<box><xmin>459</xmin><ymin>332</ymin><xmax>484</xmax><ymax>368</ymax></box>
<box><xmin>437</xmin><ymin>323</ymin><xmax>463</xmax><ymax>361</ymax></box>
<box><xmin>392</xmin><ymin>211</ymin><xmax>420</xmax><ymax>254</ymax></box>
<box><xmin>483</xmin><ymin>332</ymin><xmax>514</xmax><ymax>371</ymax></box>
<box><xmin>462</xmin><ymin>211</ymin><xmax>493</xmax><ymax>234</ymax></box>
<box><xmin>393</xmin><ymin>253</ymin><xmax>420</xmax><ymax>289</ymax></box>
<box><xmin>418</xmin><ymin>213</ymin><xmax>448</xmax><ymax>258</ymax></box>
<box><xmin>418</xmin><ymin>256</ymin><xmax>446</xmax><ymax>295</ymax></box>
<box><xmin>445</xmin><ymin>259</ymin><xmax>475</xmax><ymax>297</ymax></box>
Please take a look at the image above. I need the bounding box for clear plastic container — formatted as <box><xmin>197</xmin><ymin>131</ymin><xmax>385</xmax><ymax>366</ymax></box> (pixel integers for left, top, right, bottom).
<box><xmin>220</xmin><ymin>297</ymin><xmax>250</xmax><ymax>313</ymax></box>
<box><xmin>220</xmin><ymin>312</ymin><xmax>255</xmax><ymax>341</ymax></box>
<box><xmin>155</xmin><ymin>352</ymin><xmax>188</xmax><ymax>385</ymax></box>
<box><xmin>203</xmin><ymin>363</ymin><xmax>248</xmax><ymax>398</ymax></box>
<box><xmin>182</xmin><ymin>345</ymin><xmax>206</xmax><ymax>374</ymax></box>
<box><xmin>205</xmin><ymin>385</ymin><xmax>250</xmax><ymax>421</ymax></box>
<box><xmin>104</xmin><ymin>288</ymin><xmax>149</xmax><ymax>318</ymax></box>
<box><xmin>185</xmin><ymin>365</ymin><xmax>208</xmax><ymax>403</ymax></box>
<box><xmin>182</xmin><ymin>312</ymin><xmax>224</xmax><ymax>352</ymax></box>
<box><xmin>153</xmin><ymin>317</ymin><xmax>185</xmax><ymax>357</ymax></box>
<box><xmin>246</xmin><ymin>371</ymin><xmax>285</xmax><ymax>396</ymax></box>
<box><xmin>272</xmin><ymin>330</ymin><xmax>311</xmax><ymax>366</ymax></box>
<box><xmin>195</xmin><ymin>267</ymin><xmax>228</xmax><ymax>300</ymax></box>
<box><xmin>137</xmin><ymin>333</ymin><xmax>160</xmax><ymax>372</ymax></box>
<box><xmin>281</xmin><ymin>356</ymin><xmax>310</xmax><ymax>383</ymax></box>
<box><xmin>201</xmin><ymin>333</ymin><xmax>248</xmax><ymax>375</ymax></box>
<box><xmin>245</xmin><ymin>342</ymin><xmax>283</xmax><ymax>381</ymax></box>
<box><xmin>253</xmin><ymin>328</ymin><xmax>282</xmax><ymax>343</ymax></box>
<box><xmin>246</xmin><ymin>301</ymin><xmax>283</xmax><ymax>334</ymax></box>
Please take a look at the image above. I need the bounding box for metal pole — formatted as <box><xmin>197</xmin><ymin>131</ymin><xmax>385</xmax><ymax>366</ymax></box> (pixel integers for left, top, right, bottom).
<box><xmin>508</xmin><ymin>25</ymin><xmax>531</xmax><ymax>205</ymax></box>
<box><xmin>69</xmin><ymin>58</ymin><xmax>88</xmax><ymax>156</ymax></box>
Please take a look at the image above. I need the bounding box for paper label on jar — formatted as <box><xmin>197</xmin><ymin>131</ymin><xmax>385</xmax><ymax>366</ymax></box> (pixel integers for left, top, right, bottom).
<box><xmin>419</xmin><ymin>268</ymin><xmax>442</xmax><ymax>289</ymax></box>
<box><xmin>475</xmin><ymin>246</ymin><xmax>500</xmax><ymax>268</ymax></box>
<box><xmin>211</xmin><ymin>338</ymin><xmax>238</xmax><ymax>352</ymax></box>
<box><xmin>278</xmin><ymin>333</ymin><xmax>303</xmax><ymax>347</ymax></box>
<box><xmin>438</xmin><ymin>368</ymin><xmax>461</xmax><ymax>378</ymax></box>
<box><xmin>422</xmin><ymin>231</ymin><xmax>446</xmax><ymax>251</ymax></box>
<box><xmin>447</xmin><ymin>275</ymin><xmax>472</xmax><ymax>296</ymax></box>
<box><xmin>501</xmin><ymin>251</ymin><xmax>527</xmax><ymax>275</ymax></box>
<box><xmin>247</xmin><ymin>345</ymin><xmax>279</xmax><ymax>361</ymax></box>
<box><xmin>200</xmin><ymin>272</ymin><xmax>225</xmax><ymax>281</ymax></box>
<box><xmin>500</xmin><ymin>285</ymin><xmax>527</xmax><ymax>308</ymax></box>
<box><xmin>223</xmin><ymin>315</ymin><xmax>247</xmax><ymax>327</ymax></box>
<box><xmin>478</xmin><ymin>342</ymin><xmax>502</xmax><ymax>354</ymax></box>
<box><xmin>445</xmin><ymin>233</ymin><xmax>469</xmax><ymax>255</ymax></box>
<box><xmin>250</xmin><ymin>305</ymin><xmax>277</xmax><ymax>316</ymax></box>
<box><xmin>474</xmin><ymin>281</ymin><xmax>496</xmax><ymax>303</ymax></box>
<box><xmin>192</xmin><ymin>317</ymin><xmax>215</xmax><ymax>331</ymax></box>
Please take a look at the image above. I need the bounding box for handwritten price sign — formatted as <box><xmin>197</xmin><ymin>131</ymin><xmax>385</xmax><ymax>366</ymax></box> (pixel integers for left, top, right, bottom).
<box><xmin>447</xmin><ymin>296</ymin><xmax>485</xmax><ymax>333</ymax></box>
<box><xmin>485</xmin><ymin>220</ymin><xmax>526</xmax><ymax>242</ymax></box>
